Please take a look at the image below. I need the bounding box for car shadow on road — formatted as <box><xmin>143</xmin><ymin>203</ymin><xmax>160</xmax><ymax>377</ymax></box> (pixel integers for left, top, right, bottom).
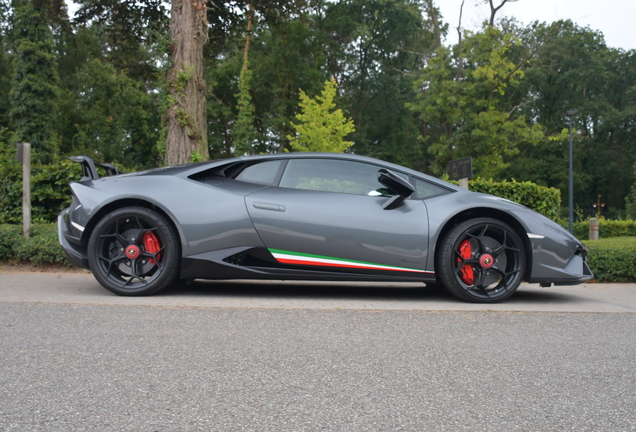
<box><xmin>159</xmin><ymin>280</ymin><xmax>576</xmax><ymax>304</ymax></box>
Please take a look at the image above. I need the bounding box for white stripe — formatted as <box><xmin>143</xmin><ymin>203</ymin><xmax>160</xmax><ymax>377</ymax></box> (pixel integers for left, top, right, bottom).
<box><xmin>71</xmin><ymin>221</ymin><xmax>85</xmax><ymax>233</ymax></box>
<box><xmin>527</xmin><ymin>233</ymin><xmax>545</xmax><ymax>239</ymax></box>
<box><xmin>272</xmin><ymin>252</ymin><xmax>429</xmax><ymax>273</ymax></box>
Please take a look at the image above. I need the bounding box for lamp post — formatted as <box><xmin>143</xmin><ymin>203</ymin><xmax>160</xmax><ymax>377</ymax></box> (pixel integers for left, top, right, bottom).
<box><xmin>566</xmin><ymin>110</ymin><xmax>578</xmax><ymax>234</ymax></box>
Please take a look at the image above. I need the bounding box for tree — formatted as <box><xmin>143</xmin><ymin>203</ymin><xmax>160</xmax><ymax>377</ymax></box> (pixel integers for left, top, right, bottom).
<box><xmin>288</xmin><ymin>79</ymin><xmax>355</xmax><ymax>153</ymax></box>
<box><xmin>626</xmin><ymin>161</ymin><xmax>636</xmax><ymax>218</ymax></box>
<box><xmin>232</xmin><ymin>65</ymin><xmax>256</xmax><ymax>156</ymax></box>
<box><xmin>500</xmin><ymin>21</ymin><xmax>636</xmax><ymax>218</ymax></box>
<box><xmin>0</xmin><ymin>29</ymin><xmax>11</xmax><ymax>129</ymax></box>
<box><xmin>73</xmin><ymin>0</ymin><xmax>169</xmax><ymax>82</ymax></box>
<box><xmin>9</xmin><ymin>0</ymin><xmax>60</xmax><ymax>163</ymax></box>
<box><xmin>410</xmin><ymin>26</ymin><xmax>543</xmax><ymax>178</ymax></box>
<box><xmin>165</xmin><ymin>0</ymin><xmax>209</xmax><ymax>165</ymax></box>
<box><xmin>320</xmin><ymin>0</ymin><xmax>438</xmax><ymax>168</ymax></box>
<box><xmin>58</xmin><ymin>59</ymin><xmax>161</xmax><ymax>168</ymax></box>
<box><xmin>232</xmin><ymin>2</ymin><xmax>256</xmax><ymax>156</ymax></box>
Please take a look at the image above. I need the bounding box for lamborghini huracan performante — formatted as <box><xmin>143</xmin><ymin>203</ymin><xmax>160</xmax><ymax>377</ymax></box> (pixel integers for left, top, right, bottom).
<box><xmin>58</xmin><ymin>153</ymin><xmax>593</xmax><ymax>303</ymax></box>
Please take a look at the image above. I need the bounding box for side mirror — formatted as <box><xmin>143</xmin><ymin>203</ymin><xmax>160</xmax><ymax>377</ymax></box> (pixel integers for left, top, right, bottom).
<box><xmin>377</xmin><ymin>169</ymin><xmax>415</xmax><ymax>210</ymax></box>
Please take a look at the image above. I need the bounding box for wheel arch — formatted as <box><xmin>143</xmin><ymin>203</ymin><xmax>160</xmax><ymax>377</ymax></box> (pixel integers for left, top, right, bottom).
<box><xmin>81</xmin><ymin>199</ymin><xmax>183</xmax><ymax>252</ymax></box>
<box><xmin>432</xmin><ymin>207</ymin><xmax>533</xmax><ymax>282</ymax></box>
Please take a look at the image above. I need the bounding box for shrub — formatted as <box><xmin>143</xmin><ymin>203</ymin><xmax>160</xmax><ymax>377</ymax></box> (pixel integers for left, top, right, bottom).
<box><xmin>0</xmin><ymin>223</ymin><xmax>71</xmax><ymax>266</ymax></box>
<box><xmin>571</xmin><ymin>218</ymin><xmax>636</xmax><ymax>240</ymax></box>
<box><xmin>0</xmin><ymin>155</ymin><xmax>82</xmax><ymax>224</ymax></box>
<box><xmin>464</xmin><ymin>178</ymin><xmax>561</xmax><ymax>220</ymax></box>
<box><xmin>583</xmin><ymin>237</ymin><xmax>636</xmax><ymax>282</ymax></box>
<box><xmin>0</xmin><ymin>224</ymin><xmax>22</xmax><ymax>259</ymax></box>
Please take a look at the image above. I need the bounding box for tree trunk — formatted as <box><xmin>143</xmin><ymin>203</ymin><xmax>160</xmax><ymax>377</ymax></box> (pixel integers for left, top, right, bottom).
<box><xmin>425</xmin><ymin>0</ymin><xmax>441</xmax><ymax>50</ymax></box>
<box><xmin>166</xmin><ymin>0</ymin><xmax>209</xmax><ymax>165</ymax></box>
<box><xmin>455</xmin><ymin>0</ymin><xmax>466</xmax><ymax>80</ymax></box>
<box><xmin>243</xmin><ymin>2</ymin><xmax>253</xmax><ymax>73</ymax></box>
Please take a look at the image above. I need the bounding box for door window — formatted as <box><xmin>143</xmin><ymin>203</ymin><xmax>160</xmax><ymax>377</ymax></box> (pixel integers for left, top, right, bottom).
<box><xmin>279</xmin><ymin>159</ymin><xmax>391</xmax><ymax>196</ymax></box>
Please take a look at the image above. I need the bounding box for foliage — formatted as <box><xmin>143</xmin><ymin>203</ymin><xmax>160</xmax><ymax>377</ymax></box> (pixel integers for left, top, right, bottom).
<box><xmin>58</xmin><ymin>58</ymin><xmax>162</xmax><ymax>168</ymax></box>
<box><xmin>409</xmin><ymin>26</ymin><xmax>544</xmax><ymax>178</ymax></box>
<box><xmin>1</xmin><ymin>1</ymin><xmax>636</xmax><ymax>218</ymax></box>
<box><xmin>9</xmin><ymin>0</ymin><xmax>60</xmax><ymax>164</ymax></box>
<box><xmin>0</xmin><ymin>31</ymin><xmax>11</xmax><ymax>129</ymax></box>
<box><xmin>288</xmin><ymin>79</ymin><xmax>355</xmax><ymax>153</ymax></box>
<box><xmin>583</xmin><ymin>237</ymin><xmax>636</xmax><ymax>282</ymax></box>
<box><xmin>72</xmin><ymin>0</ymin><xmax>169</xmax><ymax>82</ymax></box>
<box><xmin>500</xmin><ymin>21</ymin><xmax>636</xmax><ymax>219</ymax></box>
<box><xmin>0</xmin><ymin>223</ymin><xmax>70</xmax><ymax>265</ymax></box>
<box><xmin>464</xmin><ymin>178</ymin><xmax>561</xmax><ymax>220</ymax></box>
<box><xmin>318</xmin><ymin>0</ymin><xmax>436</xmax><ymax>168</ymax></box>
<box><xmin>0</xmin><ymin>143</ymin><xmax>82</xmax><ymax>224</ymax></box>
<box><xmin>626</xmin><ymin>162</ymin><xmax>636</xmax><ymax>219</ymax></box>
<box><xmin>232</xmin><ymin>65</ymin><xmax>256</xmax><ymax>156</ymax></box>
<box><xmin>571</xmin><ymin>218</ymin><xmax>636</xmax><ymax>240</ymax></box>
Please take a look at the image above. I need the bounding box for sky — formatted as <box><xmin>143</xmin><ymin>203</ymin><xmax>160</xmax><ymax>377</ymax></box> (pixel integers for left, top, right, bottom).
<box><xmin>437</xmin><ymin>0</ymin><xmax>636</xmax><ymax>51</ymax></box>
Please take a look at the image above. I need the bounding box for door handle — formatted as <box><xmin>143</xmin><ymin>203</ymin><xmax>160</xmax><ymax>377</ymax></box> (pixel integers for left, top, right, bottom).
<box><xmin>252</xmin><ymin>202</ymin><xmax>286</xmax><ymax>212</ymax></box>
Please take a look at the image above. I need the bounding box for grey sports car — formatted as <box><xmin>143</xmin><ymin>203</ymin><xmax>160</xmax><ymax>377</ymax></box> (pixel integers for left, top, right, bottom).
<box><xmin>58</xmin><ymin>152</ymin><xmax>593</xmax><ymax>302</ymax></box>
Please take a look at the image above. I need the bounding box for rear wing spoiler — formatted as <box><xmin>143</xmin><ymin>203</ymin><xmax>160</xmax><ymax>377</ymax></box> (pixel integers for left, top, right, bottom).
<box><xmin>68</xmin><ymin>156</ymin><xmax>123</xmax><ymax>182</ymax></box>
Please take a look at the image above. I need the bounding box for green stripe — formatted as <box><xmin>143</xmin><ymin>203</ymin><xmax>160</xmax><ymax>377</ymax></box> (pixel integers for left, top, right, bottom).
<box><xmin>268</xmin><ymin>248</ymin><xmax>425</xmax><ymax>272</ymax></box>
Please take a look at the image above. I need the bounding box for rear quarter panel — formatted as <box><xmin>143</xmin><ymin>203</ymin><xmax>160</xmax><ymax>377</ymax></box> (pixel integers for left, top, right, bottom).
<box><xmin>74</xmin><ymin>175</ymin><xmax>267</xmax><ymax>257</ymax></box>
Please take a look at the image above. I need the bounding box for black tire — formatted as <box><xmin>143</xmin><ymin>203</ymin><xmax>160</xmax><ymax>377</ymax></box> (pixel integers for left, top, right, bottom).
<box><xmin>437</xmin><ymin>217</ymin><xmax>526</xmax><ymax>303</ymax></box>
<box><xmin>87</xmin><ymin>206</ymin><xmax>180</xmax><ymax>296</ymax></box>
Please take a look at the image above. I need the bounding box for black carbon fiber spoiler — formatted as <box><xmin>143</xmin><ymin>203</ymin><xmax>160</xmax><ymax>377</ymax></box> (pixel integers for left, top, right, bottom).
<box><xmin>68</xmin><ymin>156</ymin><xmax>123</xmax><ymax>182</ymax></box>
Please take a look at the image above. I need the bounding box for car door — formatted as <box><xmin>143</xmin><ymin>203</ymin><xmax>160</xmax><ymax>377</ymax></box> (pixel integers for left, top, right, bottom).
<box><xmin>244</xmin><ymin>158</ymin><xmax>432</xmax><ymax>275</ymax></box>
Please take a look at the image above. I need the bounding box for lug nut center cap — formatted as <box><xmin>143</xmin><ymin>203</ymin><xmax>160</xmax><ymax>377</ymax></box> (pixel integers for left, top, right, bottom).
<box><xmin>126</xmin><ymin>245</ymin><xmax>141</xmax><ymax>259</ymax></box>
<box><xmin>479</xmin><ymin>254</ymin><xmax>494</xmax><ymax>269</ymax></box>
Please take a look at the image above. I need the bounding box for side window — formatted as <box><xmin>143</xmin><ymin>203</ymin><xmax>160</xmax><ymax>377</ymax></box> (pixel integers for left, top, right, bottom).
<box><xmin>235</xmin><ymin>160</ymin><xmax>284</xmax><ymax>185</ymax></box>
<box><xmin>279</xmin><ymin>159</ymin><xmax>389</xmax><ymax>196</ymax></box>
<box><xmin>412</xmin><ymin>178</ymin><xmax>450</xmax><ymax>199</ymax></box>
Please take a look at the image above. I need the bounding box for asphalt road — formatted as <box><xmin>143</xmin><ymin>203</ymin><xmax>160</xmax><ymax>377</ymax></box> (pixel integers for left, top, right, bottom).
<box><xmin>1</xmin><ymin>271</ymin><xmax>636</xmax><ymax>431</ymax></box>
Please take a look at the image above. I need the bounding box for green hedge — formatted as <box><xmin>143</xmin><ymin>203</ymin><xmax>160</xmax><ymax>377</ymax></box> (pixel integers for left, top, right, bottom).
<box><xmin>0</xmin><ymin>224</ymin><xmax>70</xmax><ymax>266</ymax></box>
<box><xmin>462</xmin><ymin>178</ymin><xmax>561</xmax><ymax>220</ymax></box>
<box><xmin>583</xmin><ymin>237</ymin><xmax>636</xmax><ymax>283</ymax></box>
<box><xmin>3</xmin><ymin>223</ymin><xmax>633</xmax><ymax>283</ymax></box>
<box><xmin>573</xmin><ymin>218</ymin><xmax>636</xmax><ymax>240</ymax></box>
<box><xmin>0</xmin><ymin>157</ymin><xmax>81</xmax><ymax>224</ymax></box>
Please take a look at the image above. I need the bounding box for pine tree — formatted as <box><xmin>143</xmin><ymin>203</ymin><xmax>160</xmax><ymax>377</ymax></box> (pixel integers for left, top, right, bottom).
<box><xmin>288</xmin><ymin>79</ymin><xmax>355</xmax><ymax>153</ymax></box>
<box><xmin>9</xmin><ymin>0</ymin><xmax>60</xmax><ymax>163</ymax></box>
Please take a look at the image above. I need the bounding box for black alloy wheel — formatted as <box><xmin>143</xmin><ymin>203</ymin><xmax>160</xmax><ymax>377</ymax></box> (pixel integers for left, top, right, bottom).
<box><xmin>437</xmin><ymin>217</ymin><xmax>526</xmax><ymax>303</ymax></box>
<box><xmin>87</xmin><ymin>207</ymin><xmax>180</xmax><ymax>296</ymax></box>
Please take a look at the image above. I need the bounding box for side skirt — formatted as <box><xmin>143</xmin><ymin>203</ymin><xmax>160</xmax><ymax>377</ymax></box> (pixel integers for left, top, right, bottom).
<box><xmin>180</xmin><ymin>247</ymin><xmax>436</xmax><ymax>283</ymax></box>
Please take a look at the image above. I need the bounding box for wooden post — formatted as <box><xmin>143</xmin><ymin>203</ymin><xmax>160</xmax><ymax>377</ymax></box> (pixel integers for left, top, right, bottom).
<box><xmin>459</xmin><ymin>178</ymin><xmax>469</xmax><ymax>190</ymax></box>
<box><xmin>21</xmin><ymin>143</ymin><xmax>31</xmax><ymax>238</ymax></box>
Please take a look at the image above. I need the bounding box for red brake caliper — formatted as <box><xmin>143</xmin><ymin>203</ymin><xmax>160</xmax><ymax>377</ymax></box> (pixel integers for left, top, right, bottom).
<box><xmin>457</xmin><ymin>240</ymin><xmax>474</xmax><ymax>285</ymax></box>
<box><xmin>142</xmin><ymin>231</ymin><xmax>162</xmax><ymax>265</ymax></box>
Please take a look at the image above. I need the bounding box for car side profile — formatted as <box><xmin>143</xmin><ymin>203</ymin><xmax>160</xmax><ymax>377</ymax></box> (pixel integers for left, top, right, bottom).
<box><xmin>58</xmin><ymin>153</ymin><xmax>593</xmax><ymax>303</ymax></box>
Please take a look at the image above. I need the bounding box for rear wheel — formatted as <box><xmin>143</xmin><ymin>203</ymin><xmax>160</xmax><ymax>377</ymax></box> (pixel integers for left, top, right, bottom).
<box><xmin>437</xmin><ymin>217</ymin><xmax>526</xmax><ymax>303</ymax></box>
<box><xmin>87</xmin><ymin>207</ymin><xmax>180</xmax><ymax>296</ymax></box>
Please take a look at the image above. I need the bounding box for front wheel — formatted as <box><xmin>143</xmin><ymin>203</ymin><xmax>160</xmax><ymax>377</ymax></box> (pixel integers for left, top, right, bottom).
<box><xmin>437</xmin><ymin>218</ymin><xmax>526</xmax><ymax>303</ymax></box>
<box><xmin>87</xmin><ymin>207</ymin><xmax>180</xmax><ymax>296</ymax></box>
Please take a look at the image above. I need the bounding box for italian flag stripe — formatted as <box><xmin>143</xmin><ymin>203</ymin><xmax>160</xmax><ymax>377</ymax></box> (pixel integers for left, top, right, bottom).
<box><xmin>269</xmin><ymin>249</ymin><xmax>433</xmax><ymax>274</ymax></box>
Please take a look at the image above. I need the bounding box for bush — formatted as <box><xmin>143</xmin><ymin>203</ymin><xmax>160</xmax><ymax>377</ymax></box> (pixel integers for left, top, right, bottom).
<box><xmin>463</xmin><ymin>178</ymin><xmax>561</xmax><ymax>220</ymax></box>
<box><xmin>0</xmin><ymin>223</ymin><xmax>71</xmax><ymax>266</ymax></box>
<box><xmin>2</xmin><ymin>222</ymin><xmax>634</xmax><ymax>284</ymax></box>
<box><xmin>0</xmin><ymin>156</ymin><xmax>82</xmax><ymax>224</ymax></box>
<box><xmin>571</xmin><ymin>218</ymin><xmax>636</xmax><ymax>240</ymax></box>
<box><xmin>583</xmin><ymin>237</ymin><xmax>636</xmax><ymax>283</ymax></box>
